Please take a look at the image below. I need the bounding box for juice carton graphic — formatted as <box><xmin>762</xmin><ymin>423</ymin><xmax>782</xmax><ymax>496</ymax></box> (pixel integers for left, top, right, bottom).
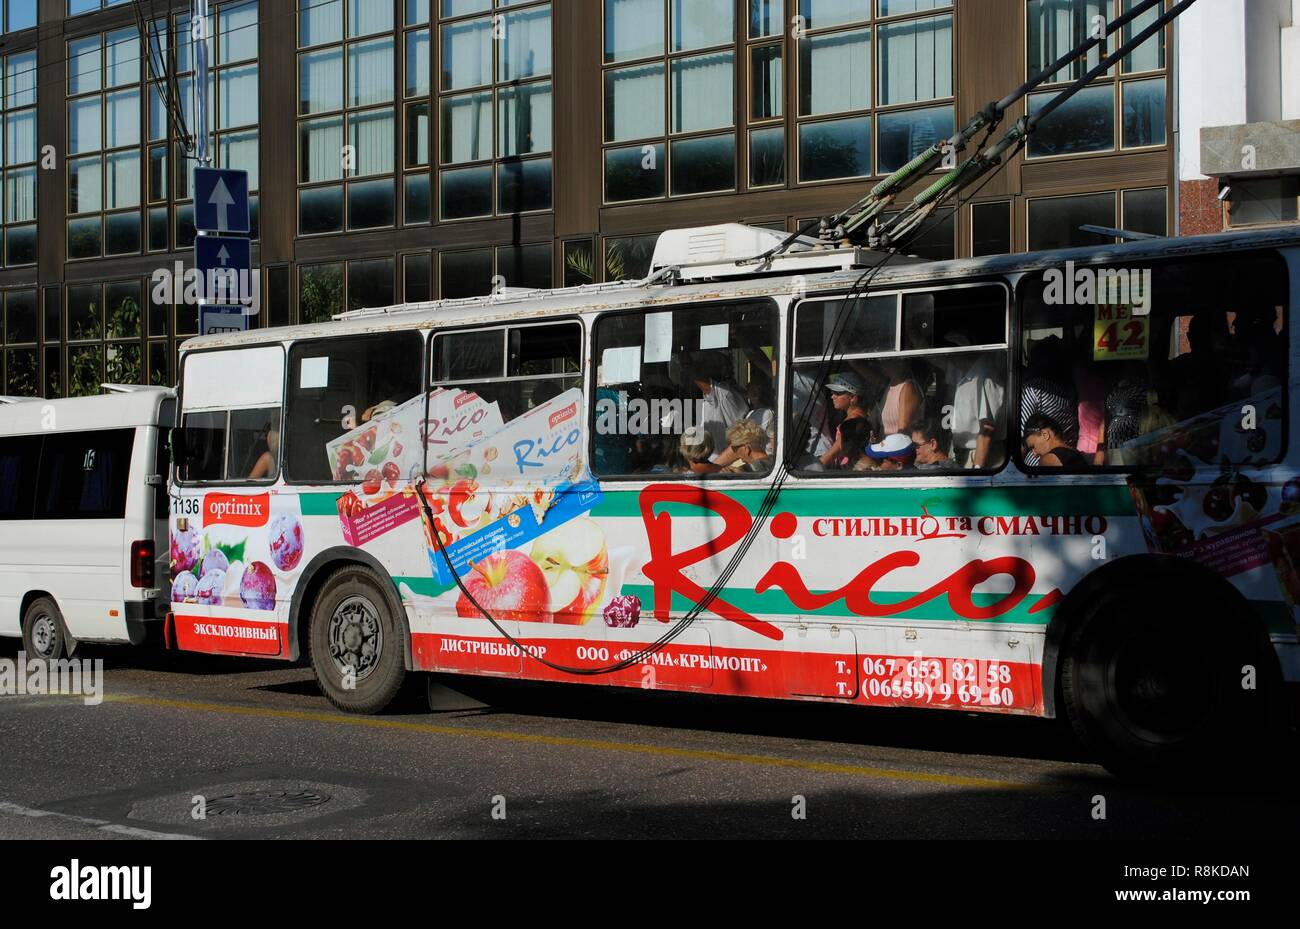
<box><xmin>419</xmin><ymin>388</ymin><xmax>603</xmax><ymax>584</ymax></box>
<box><xmin>326</xmin><ymin>393</ymin><xmax>426</xmax><ymax>485</ymax></box>
<box><xmin>331</xmin><ymin>390</ymin><xmax>504</xmax><ymax>548</ymax></box>
<box><xmin>337</xmin><ymin>487</ymin><xmax>424</xmax><ymax>547</ymax></box>
<box><xmin>422</xmin><ymin>388</ymin><xmax>505</xmax><ymax>478</ymax></box>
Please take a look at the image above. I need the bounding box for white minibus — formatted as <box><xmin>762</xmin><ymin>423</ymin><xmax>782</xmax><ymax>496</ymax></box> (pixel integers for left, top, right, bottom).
<box><xmin>0</xmin><ymin>386</ymin><xmax>174</xmax><ymax>658</ymax></box>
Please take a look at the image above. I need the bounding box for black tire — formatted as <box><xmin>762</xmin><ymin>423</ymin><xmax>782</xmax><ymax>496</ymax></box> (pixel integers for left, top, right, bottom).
<box><xmin>1060</xmin><ymin>581</ymin><xmax>1278</xmax><ymax>781</ymax></box>
<box><xmin>22</xmin><ymin>597</ymin><xmax>68</xmax><ymax>661</ymax></box>
<box><xmin>307</xmin><ymin>565</ymin><xmax>407</xmax><ymax>714</ymax></box>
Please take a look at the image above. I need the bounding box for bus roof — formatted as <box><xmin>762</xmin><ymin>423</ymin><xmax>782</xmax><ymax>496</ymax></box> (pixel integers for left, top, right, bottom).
<box><xmin>181</xmin><ymin>225</ymin><xmax>1300</xmax><ymax>354</ymax></box>
<box><xmin>0</xmin><ymin>387</ymin><xmax>173</xmax><ymax>435</ymax></box>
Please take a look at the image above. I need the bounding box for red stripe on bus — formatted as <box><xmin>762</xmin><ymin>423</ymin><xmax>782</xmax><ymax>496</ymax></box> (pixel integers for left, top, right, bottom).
<box><xmin>410</xmin><ymin>633</ymin><xmax>1043</xmax><ymax>714</ymax></box>
<box><xmin>173</xmin><ymin>614</ymin><xmax>285</xmax><ymax>658</ymax></box>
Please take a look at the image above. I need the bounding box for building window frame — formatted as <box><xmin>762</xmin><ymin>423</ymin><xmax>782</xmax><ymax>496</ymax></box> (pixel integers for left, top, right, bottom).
<box><xmin>1022</xmin><ymin>0</ymin><xmax>1171</xmax><ymax>162</ymax></box>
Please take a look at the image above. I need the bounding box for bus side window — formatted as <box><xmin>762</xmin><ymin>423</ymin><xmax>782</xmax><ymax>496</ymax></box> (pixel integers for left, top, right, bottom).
<box><xmin>1017</xmin><ymin>253</ymin><xmax>1289</xmax><ymax>472</ymax></box>
<box><xmin>590</xmin><ymin>301</ymin><xmax>778</xmax><ymax>479</ymax></box>
<box><xmin>791</xmin><ymin>287</ymin><xmax>1009</xmax><ymax>474</ymax></box>
<box><xmin>284</xmin><ymin>332</ymin><xmax>424</xmax><ymax>485</ymax></box>
<box><xmin>430</xmin><ymin>322</ymin><xmax>582</xmax><ymax>428</ymax></box>
<box><xmin>0</xmin><ymin>435</ymin><xmax>41</xmax><ymax>520</ymax></box>
<box><xmin>177</xmin><ymin>409</ymin><xmax>281</xmax><ymax>484</ymax></box>
<box><xmin>179</xmin><ymin>411</ymin><xmax>227</xmax><ymax>483</ymax></box>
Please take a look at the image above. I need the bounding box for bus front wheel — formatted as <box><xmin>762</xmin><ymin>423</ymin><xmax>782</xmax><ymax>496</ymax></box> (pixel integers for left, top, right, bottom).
<box><xmin>307</xmin><ymin>566</ymin><xmax>407</xmax><ymax>715</ymax></box>
<box><xmin>22</xmin><ymin>597</ymin><xmax>68</xmax><ymax>661</ymax></box>
<box><xmin>1060</xmin><ymin>583</ymin><xmax>1276</xmax><ymax>781</ymax></box>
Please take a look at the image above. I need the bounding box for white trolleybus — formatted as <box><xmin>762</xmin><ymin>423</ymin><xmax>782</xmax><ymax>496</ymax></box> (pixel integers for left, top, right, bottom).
<box><xmin>1</xmin><ymin>386</ymin><xmax>174</xmax><ymax>658</ymax></box>
<box><xmin>165</xmin><ymin>223</ymin><xmax>1300</xmax><ymax>778</ymax></box>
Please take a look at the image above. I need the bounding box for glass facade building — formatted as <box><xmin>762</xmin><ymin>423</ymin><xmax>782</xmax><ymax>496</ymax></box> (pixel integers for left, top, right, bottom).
<box><xmin>1</xmin><ymin>0</ymin><xmax>1178</xmax><ymax>398</ymax></box>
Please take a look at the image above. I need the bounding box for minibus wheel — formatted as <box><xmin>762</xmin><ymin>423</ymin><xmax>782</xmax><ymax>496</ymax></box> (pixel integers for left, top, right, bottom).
<box><xmin>22</xmin><ymin>598</ymin><xmax>68</xmax><ymax>661</ymax></box>
<box><xmin>307</xmin><ymin>565</ymin><xmax>406</xmax><ymax>714</ymax></box>
<box><xmin>1060</xmin><ymin>582</ymin><xmax>1274</xmax><ymax>782</ymax></box>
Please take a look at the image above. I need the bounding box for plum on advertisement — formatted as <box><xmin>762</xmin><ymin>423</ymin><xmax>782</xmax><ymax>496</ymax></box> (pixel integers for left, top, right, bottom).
<box><xmin>169</xmin><ymin>501</ymin><xmax>310</xmax><ymax>614</ymax></box>
<box><xmin>268</xmin><ymin>513</ymin><xmax>305</xmax><ymax>572</ymax></box>
<box><xmin>171</xmin><ymin>525</ymin><xmax>200</xmax><ymax>574</ymax></box>
<box><xmin>241</xmin><ymin>562</ymin><xmax>278</xmax><ymax>611</ymax></box>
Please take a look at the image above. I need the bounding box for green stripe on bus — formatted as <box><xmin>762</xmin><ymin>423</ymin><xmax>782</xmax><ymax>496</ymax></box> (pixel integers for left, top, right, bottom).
<box><xmin>617</xmin><ymin>585</ymin><xmax>1056</xmax><ymax>625</ymax></box>
<box><xmin>1251</xmin><ymin>600</ymin><xmax>1296</xmax><ymax>637</ymax></box>
<box><xmin>397</xmin><ymin>577</ymin><xmax>457</xmax><ymax>599</ymax></box>
<box><xmin>590</xmin><ymin>485</ymin><xmax>1136</xmax><ymax>519</ymax></box>
<box><xmin>300</xmin><ymin>493</ymin><xmax>343</xmax><ymax>516</ymax></box>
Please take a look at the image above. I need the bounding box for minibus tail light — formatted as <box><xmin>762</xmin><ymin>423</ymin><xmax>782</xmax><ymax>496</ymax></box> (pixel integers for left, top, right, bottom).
<box><xmin>131</xmin><ymin>540</ymin><xmax>155</xmax><ymax>589</ymax></box>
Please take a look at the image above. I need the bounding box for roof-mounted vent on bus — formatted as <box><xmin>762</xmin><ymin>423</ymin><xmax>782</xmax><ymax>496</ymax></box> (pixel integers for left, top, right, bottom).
<box><xmin>648</xmin><ymin>223</ymin><xmax>904</xmax><ymax>284</ymax></box>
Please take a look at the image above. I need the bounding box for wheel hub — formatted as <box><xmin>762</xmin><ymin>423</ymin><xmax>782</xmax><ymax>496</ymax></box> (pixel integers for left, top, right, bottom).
<box><xmin>1111</xmin><ymin>631</ymin><xmax>1214</xmax><ymax>741</ymax></box>
<box><xmin>327</xmin><ymin>595</ymin><xmax>383</xmax><ymax>683</ymax></box>
<box><xmin>30</xmin><ymin>614</ymin><xmax>56</xmax><ymax>659</ymax></box>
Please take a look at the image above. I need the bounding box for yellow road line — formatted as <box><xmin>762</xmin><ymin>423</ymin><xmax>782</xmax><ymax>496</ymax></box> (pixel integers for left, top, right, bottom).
<box><xmin>99</xmin><ymin>693</ymin><xmax>1036</xmax><ymax>792</ymax></box>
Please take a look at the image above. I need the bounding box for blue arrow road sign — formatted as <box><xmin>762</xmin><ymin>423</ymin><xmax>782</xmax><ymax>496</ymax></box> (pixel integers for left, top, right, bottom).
<box><xmin>195</xmin><ymin>235</ymin><xmax>252</xmax><ymax>304</ymax></box>
<box><xmin>193</xmin><ymin>167</ymin><xmax>250</xmax><ymax>234</ymax></box>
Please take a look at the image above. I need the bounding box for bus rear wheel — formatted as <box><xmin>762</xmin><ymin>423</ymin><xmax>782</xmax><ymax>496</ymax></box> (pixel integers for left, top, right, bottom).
<box><xmin>307</xmin><ymin>566</ymin><xmax>406</xmax><ymax>715</ymax></box>
<box><xmin>22</xmin><ymin>598</ymin><xmax>68</xmax><ymax>661</ymax></box>
<box><xmin>1060</xmin><ymin>583</ymin><xmax>1275</xmax><ymax>782</ymax></box>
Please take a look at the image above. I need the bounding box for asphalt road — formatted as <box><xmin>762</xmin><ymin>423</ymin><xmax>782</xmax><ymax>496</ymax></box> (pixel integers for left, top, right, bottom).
<box><xmin>0</xmin><ymin>637</ymin><xmax>1295</xmax><ymax>840</ymax></box>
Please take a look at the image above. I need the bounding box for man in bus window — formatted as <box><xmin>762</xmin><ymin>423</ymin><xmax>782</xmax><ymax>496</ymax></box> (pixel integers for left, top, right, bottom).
<box><xmin>684</xmin><ymin>354</ymin><xmax>747</xmax><ymax>460</ymax></box>
<box><xmin>947</xmin><ymin>335</ymin><xmax>1006</xmax><ymax>469</ymax></box>
<box><xmin>1171</xmin><ymin>312</ymin><xmax>1230</xmax><ymax>421</ymax></box>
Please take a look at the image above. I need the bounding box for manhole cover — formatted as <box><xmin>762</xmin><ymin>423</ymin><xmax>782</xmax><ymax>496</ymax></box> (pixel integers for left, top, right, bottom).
<box><xmin>204</xmin><ymin>790</ymin><xmax>332</xmax><ymax>817</ymax></box>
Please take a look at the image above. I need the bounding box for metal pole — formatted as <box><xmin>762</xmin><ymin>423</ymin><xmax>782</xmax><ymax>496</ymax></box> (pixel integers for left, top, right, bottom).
<box><xmin>193</xmin><ymin>0</ymin><xmax>211</xmax><ymax>164</ymax></box>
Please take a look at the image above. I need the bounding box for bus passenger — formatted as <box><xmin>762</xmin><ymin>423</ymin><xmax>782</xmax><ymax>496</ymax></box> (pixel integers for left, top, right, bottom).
<box><xmin>1171</xmin><ymin>313</ymin><xmax>1230</xmax><ymax>421</ymax></box>
<box><xmin>685</xmin><ymin>356</ymin><xmax>748</xmax><ymax>458</ymax></box>
<box><xmin>680</xmin><ymin>427</ymin><xmax>721</xmax><ymax>477</ymax></box>
<box><xmin>878</xmin><ymin>360</ymin><xmax>925</xmax><ymax>437</ymax></box>
<box><xmin>1096</xmin><ymin>363</ymin><xmax>1149</xmax><ymax>466</ymax></box>
<box><xmin>248</xmin><ymin>428</ymin><xmax>280</xmax><ymax>481</ymax></box>
<box><xmin>1023</xmin><ymin>415</ymin><xmax>1087</xmax><ymax>469</ymax></box>
<box><xmin>820</xmin><ymin>373</ymin><xmax>872</xmax><ymax>469</ymax></box>
<box><xmin>1228</xmin><ymin>307</ymin><xmax>1284</xmax><ymax>398</ymax></box>
<box><xmin>837</xmin><ymin>418</ymin><xmax>874</xmax><ymax>471</ymax></box>
<box><xmin>744</xmin><ymin>379</ymin><xmax>776</xmax><ymax>452</ymax></box>
<box><xmin>1021</xmin><ymin>336</ymin><xmax>1077</xmax><ymax>467</ymax></box>
<box><xmin>726</xmin><ymin>421</ymin><xmax>773</xmax><ymax>474</ymax></box>
<box><xmin>865</xmin><ymin>434</ymin><xmax>917</xmax><ymax>472</ymax></box>
<box><xmin>789</xmin><ymin>364</ymin><xmax>835</xmax><ymax>469</ymax></box>
<box><xmin>910</xmin><ymin>419</ymin><xmax>956</xmax><ymax>472</ymax></box>
<box><xmin>948</xmin><ymin>337</ymin><xmax>1006</xmax><ymax>469</ymax></box>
